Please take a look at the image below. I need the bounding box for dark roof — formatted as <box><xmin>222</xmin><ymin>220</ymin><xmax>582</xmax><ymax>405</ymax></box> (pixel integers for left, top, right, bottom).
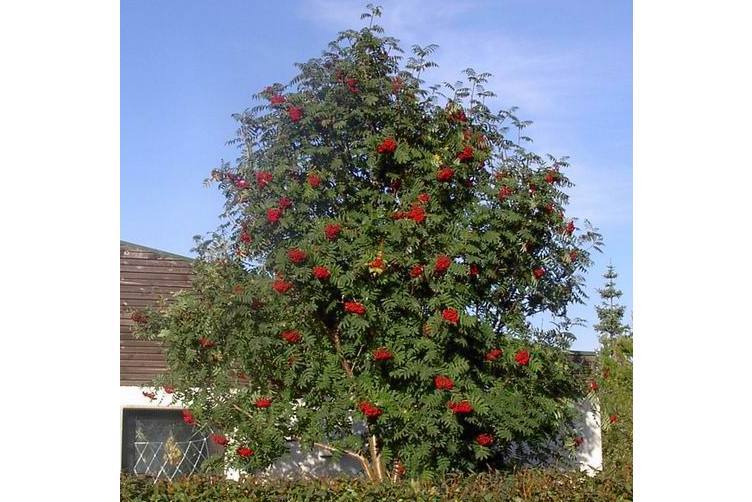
<box><xmin>120</xmin><ymin>240</ymin><xmax>194</xmax><ymax>261</ymax></box>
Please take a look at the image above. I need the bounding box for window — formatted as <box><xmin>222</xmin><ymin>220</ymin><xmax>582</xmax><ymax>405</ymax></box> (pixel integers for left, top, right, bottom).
<box><xmin>121</xmin><ymin>409</ymin><xmax>217</xmax><ymax>480</ymax></box>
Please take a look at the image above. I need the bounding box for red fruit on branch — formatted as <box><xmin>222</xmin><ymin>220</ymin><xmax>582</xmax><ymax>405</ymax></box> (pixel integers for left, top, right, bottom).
<box><xmin>450</xmin><ymin>109</ymin><xmax>467</xmax><ymax>123</ymax></box>
<box><xmin>358</xmin><ymin>401</ymin><xmax>382</xmax><ymax>418</ymax></box>
<box><xmin>410</xmin><ymin>264</ymin><xmax>424</xmax><ymax>278</ymax></box>
<box><xmin>236</xmin><ymin>446</ymin><xmax>254</xmax><ymax>458</ymax></box>
<box><xmin>457</xmin><ymin>146</ymin><xmax>474</xmax><ymax>162</ymax></box>
<box><xmin>278</xmin><ymin>196</ymin><xmax>293</xmax><ymax>210</ymax></box>
<box><xmin>182</xmin><ymin>409</ymin><xmax>195</xmax><ymax>425</ymax></box>
<box><xmin>545</xmin><ymin>170</ymin><xmax>558</xmax><ymax>184</ymax></box>
<box><xmin>434</xmin><ymin>255</ymin><xmax>451</xmax><ymax>275</ymax></box>
<box><xmin>589</xmin><ymin>380</ymin><xmax>599</xmax><ymax>391</ymax></box>
<box><xmin>280</xmin><ymin>330</ymin><xmax>302</xmax><ymax>344</ymax></box>
<box><xmin>198</xmin><ymin>337</ymin><xmax>215</xmax><ymax>349</ymax></box>
<box><xmin>475</xmin><ymin>433</ymin><xmax>494</xmax><ymax>447</ymax></box>
<box><xmin>240</xmin><ymin>231</ymin><xmax>252</xmax><ymax>243</ymax></box>
<box><xmin>533</xmin><ymin>267</ymin><xmax>545</xmax><ymax>280</ymax></box>
<box><xmin>391</xmin><ymin>77</ymin><xmax>403</xmax><ymax>94</ymax></box>
<box><xmin>234</xmin><ymin>178</ymin><xmax>249</xmax><ymax>189</ymax></box>
<box><xmin>272</xmin><ymin>279</ymin><xmax>293</xmax><ymax>294</ymax></box>
<box><xmin>345</xmin><ymin>77</ymin><xmax>359</xmax><ymax>93</ymax></box>
<box><xmin>307</xmin><ymin>173</ymin><xmax>322</xmax><ymax>188</ymax></box>
<box><xmin>469</xmin><ymin>264</ymin><xmax>479</xmax><ymax>277</ymax></box>
<box><xmin>344</xmin><ymin>301</ymin><xmax>366</xmax><ymax>315</ymax></box>
<box><xmin>130</xmin><ymin>311</ymin><xmax>148</xmax><ymax>324</ymax></box>
<box><xmin>434</xmin><ymin>375</ymin><xmax>454</xmax><ymax>390</ymax></box>
<box><xmin>255</xmin><ymin>398</ymin><xmax>272</xmax><ymax>408</ymax></box>
<box><xmin>312</xmin><ymin>266</ymin><xmax>331</xmax><ymax>280</ymax></box>
<box><xmin>610</xmin><ymin>415</ymin><xmax>618</xmax><ymax>424</ymax></box>
<box><xmin>448</xmin><ymin>400</ymin><xmax>473</xmax><ymax>414</ymax></box>
<box><xmin>485</xmin><ymin>348</ymin><xmax>503</xmax><ymax>361</ymax></box>
<box><xmin>267</xmin><ymin>208</ymin><xmax>282</xmax><ymax>224</ymax></box>
<box><xmin>211</xmin><ymin>434</ymin><xmax>229</xmax><ymax>446</ymax></box>
<box><xmin>372</xmin><ymin>347</ymin><xmax>393</xmax><ymax>361</ymax></box>
<box><xmin>565</xmin><ymin>221</ymin><xmax>575</xmax><ymax>235</ymax></box>
<box><xmin>417</xmin><ymin>192</ymin><xmax>431</xmax><ymax>204</ymax></box>
<box><xmin>256</xmin><ymin>171</ymin><xmax>273</xmax><ymax>189</ymax></box>
<box><xmin>574</xmin><ymin>436</ymin><xmax>584</xmax><ymax>447</ymax></box>
<box><xmin>498</xmin><ymin>185</ymin><xmax>513</xmax><ymax>201</ymax></box>
<box><xmin>287</xmin><ymin>106</ymin><xmax>303</xmax><ymax>122</ymax></box>
<box><xmin>514</xmin><ymin>349</ymin><xmax>531</xmax><ymax>366</ymax></box>
<box><xmin>324</xmin><ymin>223</ymin><xmax>341</xmax><ymax>241</ymax></box>
<box><xmin>408</xmin><ymin>206</ymin><xmax>426</xmax><ymax>223</ymax></box>
<box><xmin>269</xmin><ymin>94</ymin><xmax>285</xmax><ymax>106</ymax></box>
<box><xmin>377</xmin><ymin>137</ymin><xmax>398</xmax><ymax>154</ymax></box>
<box><xmin>442</xmin><ymin>308</ymin><xmax>460</xmax><ymax>325</ymax></box>
<box><xmin>287</xmin><ymin>248</ymin><xmax>307</xmax><ymax>264</ymax></box>
<box><xmin>436</xmin><ymin>166</ymin><xmax>454</xmax><ymax>182</ymax></box>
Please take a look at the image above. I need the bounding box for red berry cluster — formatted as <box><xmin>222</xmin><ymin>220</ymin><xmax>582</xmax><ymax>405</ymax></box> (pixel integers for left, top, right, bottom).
<box><xmin>312</xmin><ymin>266</ymin><xmax>331</xmax><ymax>280</ymax></box>
<box><xmin>269</xmin><ymin>94</ymin><xmax>285</xmax><ymax>106</ymax></box>
<box><xmin>475</xmin><ymin>433</ymin><xmax>494</xmax><ymax>446</ymax></box>
<box><xmin>344</xmin><ymin>301</ymin><xmax>366</xmax><ymax>315</ymax></box>
<box><xmin>182</xmin><ymin>409</ymin><xmax>196</xmax><ymax>425</ymax></box>
<box><xmin>434</xmin><ymin>375</ymin><xmax>454</xmax><ymax>390</ymax></box>
<box><xmin>484</xmin><ymin>348</ymin><xmax>503</xmax><ymax>361</ymax></box>
<box><xmin>456</xmin><ymin>146</ymin><xmax>474</xmax><ymax>162</ymax></box>
<box><xmin>272</xmin><ymin>278</ymin><xmax>293</xmax><ymax>294</ymax></box>
<box><xmin>442</xmin><ymin>307</ymin><xmax>460</xmax><ymax>325</ymax></box>
<box><xmin>256</xmin><ymin>171</ymin><xmax>273</xmax><ymax>189</ymax></box>
<box><xmin>324</xmin><ymin>223</ymin><xmax>341</xmax><ymax>241</ymax></box>
<box><xmin>358</xmin><ymin>401</ymin><xmax>382</xmax><ymax>418</ymax></box>
<box><xmin>255</xmin><ymin>397</ymin><xmax>272</xmax><ymax>408</ymax></box>
<box><xmin>288</xmin><ymin>106</ymin><xmax>303</xmax><ymax>122</ymax></box>
<box><xmin>377</xmin><ymin>137</ymin><xmax>397</xmax><ymax>154</ymax></box>
<box><xmin>498</xmin><ymin>185</ymin><xmax>513</xmax><ymax>200</ymax></box>
<box><xmin>198</xmin><ymin>337</ymin><xmax>215</xmax><ymax>349</ymax></box>
<box><xmin>287</xmin><ymin>248</ymin><xmax>307</xmax><ymax>264</ymax></box>
<box><xmin>267</xmin><ymin>207</ymin><xmax>283</xmax><ymax>224</ymax></box>
<box><xmin>345</xmin><ymin>77</ymin><xmax>359</xmax><ymax>93</ymax></box>
<box><xmin>280</xmin><ymin>330</ymin><xmax>302</xmax><ymax>344</ymax></box>
<box><xmin>211</xmin><ymin>434</ymin><xmax>229</xmax><ymax>446</ymax></box>
<box><xmin>373</xmin><ymin>347</ymin><xmax>393</xmax><ymax>361</ymax></box>
<box><xmin>514</xmin><ymin>349</ymin><xmax>531</xmax><ymax>366</ymax></box>
<box><xmin>448</xmin><ymin>400</ymin><xmax>473</xmax><ymax>414</ymax></box>
<box><xmin>434</xmin><ymin>255</ymin><xmax>451</xmax><ymax>275</ymax></box>
<box><xmin>436</xmin><ymin>166</ymin><xmax>454</xmax><ymax>182</ymax></box>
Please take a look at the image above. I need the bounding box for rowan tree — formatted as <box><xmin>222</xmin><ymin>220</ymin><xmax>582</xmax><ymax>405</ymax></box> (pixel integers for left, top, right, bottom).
<box><xmin>136</xmin><ymin>6</ymin><xmax>603</xmax><ymax>481</ymax></box>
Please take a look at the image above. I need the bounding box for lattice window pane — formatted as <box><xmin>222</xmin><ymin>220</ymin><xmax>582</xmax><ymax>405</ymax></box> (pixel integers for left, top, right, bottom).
<box><xmin>122</xmin><ymin>409</ymin><xmax>211</xmax><ymax>481</ymax></box>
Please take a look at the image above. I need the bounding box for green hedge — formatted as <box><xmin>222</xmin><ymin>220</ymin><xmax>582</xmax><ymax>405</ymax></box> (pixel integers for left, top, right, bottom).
<box><xmin>121</xmin><ymin>469</ymin><xmax>631</xmax><ymax>501</ymax></box>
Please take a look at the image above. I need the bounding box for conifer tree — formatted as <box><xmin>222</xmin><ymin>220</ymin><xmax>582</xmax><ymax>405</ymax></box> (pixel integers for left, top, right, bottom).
<box><xmin>594</xmin><ymin>264</ymin><xmax>630</xmax><ymax>339</ymax></box>
<box><xmin>136</xmin><ymin>5</ymin><xmax>602</xmax><ymax>481</ymax></box>
<box><xmin>591</xmin><ymin>264</ymin><xmax>632</xmax><ymax>482</ymax></box>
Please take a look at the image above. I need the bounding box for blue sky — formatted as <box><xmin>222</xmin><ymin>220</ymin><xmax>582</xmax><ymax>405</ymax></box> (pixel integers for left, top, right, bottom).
<box><xmin>121</xmin><ymin>0</ymin><xmax>632</xmax><ymax>350</ymax></box>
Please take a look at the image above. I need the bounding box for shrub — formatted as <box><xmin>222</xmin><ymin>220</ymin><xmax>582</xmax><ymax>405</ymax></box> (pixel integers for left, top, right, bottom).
<box><xmin>120</xmin><ymin>469</ymin><xmax>632</xmax><ymax>501</ymax></box>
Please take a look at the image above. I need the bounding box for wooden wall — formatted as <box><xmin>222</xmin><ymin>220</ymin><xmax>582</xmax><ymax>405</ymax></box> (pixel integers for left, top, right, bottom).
<box><xmin>120</xmin><ymin>241</ymin><xmax>193</xmax><ymax>386</ymax></box>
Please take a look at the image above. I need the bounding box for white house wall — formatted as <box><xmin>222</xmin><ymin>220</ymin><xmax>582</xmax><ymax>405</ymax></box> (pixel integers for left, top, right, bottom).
<box><xmin>120</xmin><ymin>385</ymin><xmax>602</xmax><ymax>478</ymax></box>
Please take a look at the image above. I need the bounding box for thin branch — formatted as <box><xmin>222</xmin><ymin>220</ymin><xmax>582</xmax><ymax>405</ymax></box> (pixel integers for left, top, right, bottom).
<box><xmin>313</xmin><ymin>442</ymin><xmax>372</xmax><ymax>480</ymax></box>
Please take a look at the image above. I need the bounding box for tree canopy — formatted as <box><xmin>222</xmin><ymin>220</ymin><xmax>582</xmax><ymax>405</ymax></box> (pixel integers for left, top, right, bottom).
<box><xmin>136</xmin><ymin>6</ymin><xmax>603</xmax><ymax>481</ymax></box>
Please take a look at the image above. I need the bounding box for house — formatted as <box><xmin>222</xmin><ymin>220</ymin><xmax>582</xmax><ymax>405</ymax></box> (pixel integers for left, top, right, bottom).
<box><xmin>120</xmin><ymin>241</ymin><xmax>602</xmax><ymax>480</ymax></box>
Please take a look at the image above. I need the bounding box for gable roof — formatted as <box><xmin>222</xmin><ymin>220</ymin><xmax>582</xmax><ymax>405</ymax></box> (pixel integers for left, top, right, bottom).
<box><xmin>120</xmin><ymin>240</ymin><xmax>194</xmax><ymax>261</ymax></box>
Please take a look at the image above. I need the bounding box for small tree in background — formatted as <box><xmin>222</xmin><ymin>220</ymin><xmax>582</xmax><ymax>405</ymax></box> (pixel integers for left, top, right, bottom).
<box><xmin>135</xmin><ymin>5</ymin><xmax>603</xmax><ymax>481</ymax></box>
<box><xmin>592</xmin><ymin>265</ymin><xmax>632</xmax><ymax>485</ymax></box>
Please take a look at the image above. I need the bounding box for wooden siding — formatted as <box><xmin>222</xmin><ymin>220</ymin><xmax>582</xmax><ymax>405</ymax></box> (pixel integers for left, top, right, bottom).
<box><xmin>120</xmin><ymin>242</ymin><xmax>193</xmax><ymax>386</ymax></box>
